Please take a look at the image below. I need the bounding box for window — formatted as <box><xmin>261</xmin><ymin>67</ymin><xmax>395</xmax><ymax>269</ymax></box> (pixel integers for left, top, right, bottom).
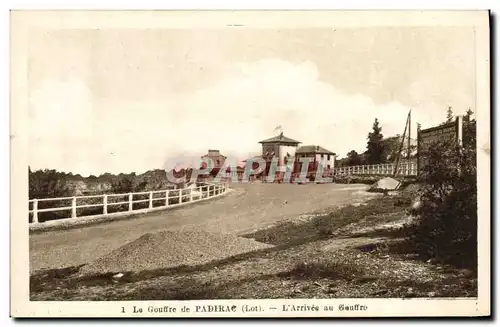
<box><xmin>216</xmin><ymin>159</ymin><xmax>220</xmax><ymax>166</ymax></box>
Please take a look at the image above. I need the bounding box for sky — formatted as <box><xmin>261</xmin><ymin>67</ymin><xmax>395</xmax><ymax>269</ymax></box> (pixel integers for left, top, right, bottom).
<box><xmin>27</xmin><ymin>27</ymin><xmax>476</xmax><ymax>176</ymax></box>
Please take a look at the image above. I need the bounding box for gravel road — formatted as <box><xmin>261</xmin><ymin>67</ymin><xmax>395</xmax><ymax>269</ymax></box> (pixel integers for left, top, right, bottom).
<box><xmin>30</xmin><ymin>183</ymin><xmax>370</xmax><ymax>272</ymax></box>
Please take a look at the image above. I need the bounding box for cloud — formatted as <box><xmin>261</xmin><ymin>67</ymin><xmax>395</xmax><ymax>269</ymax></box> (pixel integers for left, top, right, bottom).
<box><xmin>29</xmin><ymin>78</ymin><xmax>97</xmax><ymax>175</ymax></box>
<box><xmin>170</xmin><ymin>58</ymin><xmax>415</xmax><ymax>157</ymax></box>
<box><xmin>29</xmin><ymin>59</ymin><xmax>429</xmax><ymax>175</ymax></box>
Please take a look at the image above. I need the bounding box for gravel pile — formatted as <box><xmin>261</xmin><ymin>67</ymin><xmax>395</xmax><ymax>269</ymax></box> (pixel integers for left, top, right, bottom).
<box><xmin>80</xmin><ymin>230</ymin><xmax>272</xmax><ymax>275</ymax></box>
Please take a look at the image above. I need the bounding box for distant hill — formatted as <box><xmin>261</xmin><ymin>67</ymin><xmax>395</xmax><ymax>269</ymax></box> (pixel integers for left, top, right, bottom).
<box><xmin>28</xmin><ymin>167</ymin><xmax>178</xmax><ymax>199</ymax></box>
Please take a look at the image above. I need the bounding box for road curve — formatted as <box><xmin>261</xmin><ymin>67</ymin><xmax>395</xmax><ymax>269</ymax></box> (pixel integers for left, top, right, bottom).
<box><xmin>30</xmin><ymin>183</ymin><xmax>370</xmax><ymax>272</ymax></box>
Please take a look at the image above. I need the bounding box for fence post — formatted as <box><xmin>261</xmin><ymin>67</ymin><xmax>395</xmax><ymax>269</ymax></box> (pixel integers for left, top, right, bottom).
<box><xmin>199</xmin><ymin>186</ymin><xmax>203</xmax><ymax>199</ymax></box>
<box><xmin>165</xmin><ymin>190</ymin><xmax>169</xmax><ymax>207</ymax></box>
<box><xmin>128</xmin><ymin>193</ymin><xmax>133</xmax><ymax>211</ymax></box>
<box><xmin>149</xmin><ymin>191</ymin><xmax>153</xmax><ymax>209</ymax></box>
<box><xmin>103</xmin><ymin>194</ymin><xmax>108</xmax><ymax>215</ymax></box>
<box><xmin>189</xmin><ymin>188</ymin><xmax>193</xmax><ymax>202</ymax></box>
<box><xmin>71</xmin><ymin>197</ymin><xmax>77</xmax><ymax>218</ymax></box>
<box><xmin>179</xmin><ymin>189</ymin><xmax>183</xmax><ymax>204</ymax></box>
<box><xmin>32</xmin><ymin>199</ymin><xmax>38</xmax><ymax>223</ymax></box>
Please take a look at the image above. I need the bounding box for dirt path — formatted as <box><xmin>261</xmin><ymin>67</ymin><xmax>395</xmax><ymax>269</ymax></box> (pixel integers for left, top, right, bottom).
<box><xmin>30</xmin><ymin>183</ymin><xmax>371</xmax><ymax>272</ymax></box>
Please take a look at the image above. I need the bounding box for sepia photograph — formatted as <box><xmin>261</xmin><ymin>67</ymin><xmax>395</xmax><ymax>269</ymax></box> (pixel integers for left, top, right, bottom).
<box><xmin>10</xmin><ymin>10</ymin><xmax>490</xmax><ymax>317</ymax></box>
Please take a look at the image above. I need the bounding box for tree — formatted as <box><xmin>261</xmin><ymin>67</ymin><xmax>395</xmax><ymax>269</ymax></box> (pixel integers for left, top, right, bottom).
<box><xmin>29</xmin><ymin>168</ymin><xmax>72</xmax><ymax>199</ymax></box>
<box><xmin>417</xmin><ymin>122</ymin><xmax>422</xmax><ymax>131</ymax></box>
<box><xmin>366</xmin><ymin>118</ymin><xmax>384</xmax><ymax>164</ymax></box>
<box><xmin>410</xmin><ymin>116</ymin><xmax>477</xmax><ymax>268</ymax></box>
<box><xmin>446</xmin><ymin>106</ymin><xmax>454</xmax><ymax>123</ymax></box>
<box><xmin>346</xmin><ymin>150</ymin><xmax>363</xmax><ymax>166</ymax></box>
<box><xmin>380</xmin><ymin>135</ymin><xmax>401</xmax><ymax>162</ymax></box>
<box><xmin>111</xmin><ymin>175</ymin><xmax>134</xmax><ymax>193</ymax></box>
<box><xmin>463</xmin><ymin>110</ymin><xmax>477</xmax><ymax>148</ymax></box>
<box><xmin>465</xmin><ymin>107</ymin><xmax>474</xmax><ymax>122</ymax></box>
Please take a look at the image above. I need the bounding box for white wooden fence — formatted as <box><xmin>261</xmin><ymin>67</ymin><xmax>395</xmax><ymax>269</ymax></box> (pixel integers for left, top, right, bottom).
<box><xmin>334</xmin><ymin>162</ymin><xmax>418</xmax><ymax>177</ymax></box>
<box><xmin>29</xmin><ymin>183</ymin><xmax>229</xmax><ymax>224</ymax></box>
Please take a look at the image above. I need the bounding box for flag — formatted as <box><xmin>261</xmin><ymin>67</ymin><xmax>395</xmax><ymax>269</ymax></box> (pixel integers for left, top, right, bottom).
<box><xmin>274</xmin><ymin>125</ymin><xmax>282</xmax><ymax>133</ymax></box>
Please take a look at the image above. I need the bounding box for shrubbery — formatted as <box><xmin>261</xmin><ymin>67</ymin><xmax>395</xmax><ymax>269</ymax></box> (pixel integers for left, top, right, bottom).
<box><xmin>409</xmin><ymin>119</ymin><xmax>477</xmax><ymax>268</ymax></box>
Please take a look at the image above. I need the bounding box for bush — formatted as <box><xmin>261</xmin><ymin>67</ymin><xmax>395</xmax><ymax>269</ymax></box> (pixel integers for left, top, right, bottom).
<box><xmin>409</xmin><ymin>120</ymin><xmax>477</xmax><ymax>268</ymax></box>
<box><xmin>281</xmin><ymin>260</ymin><xmax>364</xmax><ymax>280</ymax></box>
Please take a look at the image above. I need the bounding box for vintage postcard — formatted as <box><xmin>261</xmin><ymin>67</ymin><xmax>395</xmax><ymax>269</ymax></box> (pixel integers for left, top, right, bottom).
<box><xmin>10</xmin><ymin>10</ymin><xmax>490</xmax><ymax>317</ymax></box>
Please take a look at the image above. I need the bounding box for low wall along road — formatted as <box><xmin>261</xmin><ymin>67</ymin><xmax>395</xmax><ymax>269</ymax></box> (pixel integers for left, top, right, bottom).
<box><xmin>334</xmin><ymin>161</ymin><xmax>417</xmax><ymax>177</ymax></box>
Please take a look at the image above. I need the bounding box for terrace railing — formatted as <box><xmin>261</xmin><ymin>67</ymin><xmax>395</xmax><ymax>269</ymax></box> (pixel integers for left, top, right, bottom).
<box><xmin>333</xmin><ymin>162</ymin><xmax>417</xmax><ymax>177</ymax></box>
<box><xmin>29</xmin><ymin>182</ymin><xmax>230</xmax><ymax>224</ymax></box>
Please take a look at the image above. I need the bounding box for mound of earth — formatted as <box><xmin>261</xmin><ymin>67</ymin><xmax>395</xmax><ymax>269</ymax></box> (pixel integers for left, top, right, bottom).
<box><xmin>80</xmin><ymin>230</ymin><xmax>272</xmax><ymax>275</ymax></box>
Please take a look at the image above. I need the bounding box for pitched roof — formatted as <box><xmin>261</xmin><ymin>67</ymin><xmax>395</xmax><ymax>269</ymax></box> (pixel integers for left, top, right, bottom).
<box><xmin>201</xmin><ymin>153</ymin><xmax>227</xmax><ymax>158</ymax></box>
<box><xmin>296</xmin><ymin>145</ymin><xmax>335</xmax><ymax>155</ymax></box>
<box><xmin>259</xmin><ymin>132</ymin><xmax>301</xmax><ymax>144</ymax></box>
<box><xmin>201</xmin><ymin>150</ymin><xmax>226</xmax><ymax>158</ymax></box>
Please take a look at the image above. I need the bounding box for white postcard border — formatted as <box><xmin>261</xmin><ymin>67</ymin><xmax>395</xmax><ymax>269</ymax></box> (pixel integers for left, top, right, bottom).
<box><xmin>10</xmin><ymin>10</ymin><xmax>491</xmax><ymax>318</ymax></box>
